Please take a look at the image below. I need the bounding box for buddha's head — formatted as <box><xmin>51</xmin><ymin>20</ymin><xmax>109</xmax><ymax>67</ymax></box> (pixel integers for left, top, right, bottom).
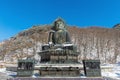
<box><xmin>52</xmin><ymin>18</ymin><xmax>66</xmax><ymax>31</ymax></box>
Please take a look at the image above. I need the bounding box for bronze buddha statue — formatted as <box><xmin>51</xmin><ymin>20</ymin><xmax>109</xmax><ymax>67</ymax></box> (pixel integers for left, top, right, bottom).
<box><xmin>48</xmin><ymin>18</ymin><xmax>71</xmax><ymax>44</ymax></box>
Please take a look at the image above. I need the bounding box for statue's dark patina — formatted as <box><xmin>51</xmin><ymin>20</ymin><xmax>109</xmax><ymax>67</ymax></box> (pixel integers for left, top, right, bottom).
<box><xmin>49</xmin><ymin>18</ymin><xmax>71</xmax><ymax>44</ymax></box>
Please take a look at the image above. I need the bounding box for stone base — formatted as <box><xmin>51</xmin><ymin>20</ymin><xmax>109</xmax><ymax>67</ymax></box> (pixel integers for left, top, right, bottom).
<box><xmin>39</xmin><ymin>48</ymin><xmax>78</xmax><ymax>63</ymax></box>
<box><xmin>8</xmin><ymin>77</ymin><xmax>104</xmax><ymax>80</ymax></box>
<box><xmin>39</xmin><ymin>66</ymin><xmax>80</xmax><ymax>77</ymax></box>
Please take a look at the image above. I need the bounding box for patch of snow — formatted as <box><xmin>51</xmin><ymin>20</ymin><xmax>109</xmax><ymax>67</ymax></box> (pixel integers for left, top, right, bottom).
<box><xmin>62</xmin><ymin>43</ymin><xmax>73</xmax><ymax>46</ymax></box>
<box><xmin>0</xmin><ymin>68</ymin><xmax>6</xmax><ymax>72</ymax></box>
<box><xmin>102</xmin><ymin>63</ymin><xmax>120</xmax><ymax>80</ymax></box>
<box><xmin>32</xmin><ymin>73</ymin><xmax>40</xmax><ymax>78</ymax></box>
<box><xmin>0</xmin><ymin>68</ymin><xmax>17</xmax><ymax>78</ymax></box>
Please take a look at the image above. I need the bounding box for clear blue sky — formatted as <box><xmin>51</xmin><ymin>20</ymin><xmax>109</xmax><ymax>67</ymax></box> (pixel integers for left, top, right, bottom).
<box><xmin>0</xmin><ymin>0</ymin><xmax>120</xmax><ymax>41</ymax></box>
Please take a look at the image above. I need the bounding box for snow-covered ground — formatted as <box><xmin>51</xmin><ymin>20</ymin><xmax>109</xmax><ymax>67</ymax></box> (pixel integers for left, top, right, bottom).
<box><xmin>0</xmin><ymin>63</ymin><xmax>120</xmax><ymax>80</ymax></box>
<box><xmin>101</xmin><ymin>63</ymin><xmax>120</xmax><ymax>80</ymax></box>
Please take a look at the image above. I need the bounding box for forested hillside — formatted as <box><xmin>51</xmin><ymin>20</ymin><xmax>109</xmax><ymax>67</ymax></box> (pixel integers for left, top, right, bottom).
<box><xmin>0</xmin><ymin>25</ymin><xmax>120</xmax><ymax>64</ymax></box>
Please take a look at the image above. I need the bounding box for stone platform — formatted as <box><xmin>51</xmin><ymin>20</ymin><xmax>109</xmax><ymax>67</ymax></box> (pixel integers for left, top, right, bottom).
<box><xmin>7</xmin><ymin>77</ymin><xmax>104</xmax><ymax>80</ymax></box>
<box><xmin>6</xmin><ymin>64</ymin><xmax>113</xmax><ymax>72</ymax></box>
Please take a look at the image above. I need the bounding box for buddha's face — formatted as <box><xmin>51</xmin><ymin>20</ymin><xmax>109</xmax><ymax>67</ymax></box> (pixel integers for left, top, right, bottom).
<box><xmin>55</xmin><ymin>21</ymin><xmax>65</xmax><ymax>30</ymax></box>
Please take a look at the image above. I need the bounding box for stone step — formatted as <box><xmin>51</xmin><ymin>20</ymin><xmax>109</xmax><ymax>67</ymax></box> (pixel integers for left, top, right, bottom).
<box><xmin>7</xmin><ymin>77</ymin><xmax>104</xmax><ymax>80</ymax></box>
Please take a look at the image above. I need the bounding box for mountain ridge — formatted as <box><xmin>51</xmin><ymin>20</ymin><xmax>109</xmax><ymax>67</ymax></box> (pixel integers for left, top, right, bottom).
<box><xmin>0</xmin><ymin>25</ymin><xmax>120</xmax><ymax>64</ymax></box>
